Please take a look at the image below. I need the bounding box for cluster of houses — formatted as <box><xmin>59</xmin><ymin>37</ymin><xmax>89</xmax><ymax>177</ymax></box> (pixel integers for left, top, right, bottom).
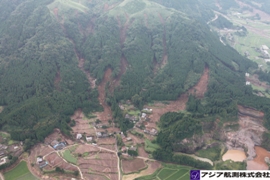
<box><xmin>121</xmin><ymin>145</ymin><xmax>137</xmax><ymax>153</ymax></box>
<box><xmin>76</xmin><ymin>133</ymin><xmax>94</xmax><ymax>142</ymax></box>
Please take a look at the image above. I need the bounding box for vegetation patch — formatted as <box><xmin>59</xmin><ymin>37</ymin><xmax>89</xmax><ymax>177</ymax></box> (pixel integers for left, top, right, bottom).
<box><xmin>4</xmin><ymin>161</ymin><xmax>37</xmax><ymax>180</ymax></box>
<box><xmin>195</xmin><ymin>146</ymin><xmax>222</xmax><ymax>161</ymax></box>
<box><xmin>136</xmin><ymin>163</ymin><xmax>192</xmax><ymax>180</ymax></box>
<box><xmin>144</xmin><ymin>139</ymin><xmax>160</xmax><ymax>153</ymax></box>
<box><xmin>63</xmin><ymin>149</ymin><xmax>77</xmax><ymax>164</ymax></box>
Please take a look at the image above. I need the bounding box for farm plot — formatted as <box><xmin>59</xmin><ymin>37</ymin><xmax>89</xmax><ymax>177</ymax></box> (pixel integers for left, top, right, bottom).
<box><xmin>122</xmin><ymin>158</ymin><xmax>146</xmax><ymax>174</ymax></box>
<box><xmin>45</xmin><ymin>152</ymin><xmax>78</xmax><ymax>172</ymax></box>
<box><xmin>75</xmin><ymin>146</ymin><xmax>119</xmax><ymax>180</ymax></box>
<box><xmin>71</xmin><ymin>109</ymin><xmax>96</xmax><ymax>135</ymax></box>
<box><xmin>4</xmin><ymin>161</ymin><xmax>37</xmax><ymax>180</ymax></box>
<box><xmin>97</xmin><ymin>137</ymin><xmax>116</xmax><ymax>146</ymax></box>
<box><xmin>136</xmin><ymin>164</ymin><xmax>192</xmax><ymax>180</ymax></box>
<box><xmin>123</xmin><ymin>161</ymin><xmax>161</xmax><ymax>180</ymax></box>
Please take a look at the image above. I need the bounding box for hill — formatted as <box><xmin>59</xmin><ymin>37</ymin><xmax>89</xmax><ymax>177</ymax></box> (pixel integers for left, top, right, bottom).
<box><xmin>1</xmin><ymin>0</ymin><xmax>270</xmax><ymax>168</ymax></box>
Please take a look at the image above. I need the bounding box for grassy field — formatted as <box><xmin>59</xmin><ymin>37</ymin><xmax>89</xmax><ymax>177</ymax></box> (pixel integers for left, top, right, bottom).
<box><xmin>144</xmin><ymin>139</ymin><xmax>160</xmax><ymax>153</ymax></box>
<box><xmin>195</xmin><ymin>146</ymin><xmax>222</xmax><ymax>161</ymax></box>
<box><xmin>136</xmin><ymin>164</ymin><xmax>192</xmax><ymax>180</ymax></box>
<box><xmin>63</xmin><ymin>149</ymin><xmax>77</xmax><ymax>164</ymax></box>
<box><xmin>4</xmin><ymin>161</ymin><xmax>38</xmax><ymax>180</ymax></box>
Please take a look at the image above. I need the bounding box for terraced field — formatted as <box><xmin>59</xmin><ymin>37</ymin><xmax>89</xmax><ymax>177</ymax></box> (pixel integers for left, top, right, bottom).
<box><xmin>136</xmin><ymin>164</ymin><xmax>192</xmax><ymax>180</ymax></box>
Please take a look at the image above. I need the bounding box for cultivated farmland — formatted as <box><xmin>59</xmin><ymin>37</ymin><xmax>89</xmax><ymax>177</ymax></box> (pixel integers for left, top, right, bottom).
<box><xmin>4</xmin><ymin>161</ymin><xmax>37</xmax><ymax>180</ymax></box>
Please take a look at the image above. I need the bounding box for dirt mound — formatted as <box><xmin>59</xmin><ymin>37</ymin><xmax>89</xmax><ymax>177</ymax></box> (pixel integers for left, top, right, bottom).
<box><xmin>96</xmin><ymin>68</ymin><xmax>113</xmax><ymax>122</ymax></box>
<box><xmin>146</xmin><ymin>67</ymin><xmax>209</xmax><ymax>126</ymax></box>
<box><xmin>254</xmin><ymin>146</ymin><xmax>270</xmax><ymax>166</ymax></box>
<box><xmin>122</xmin><ymin>158</ymin><xmax>146</xmax><ymax>174</ymax></box>
<box><xmin>225</xmin><ymin>107</ymin><xmax>266</xmax><ymax>160</ymax></box>
<box><xmin>188</xmin><ymin>67</ymin><xmax>209</xmax><ymax>99</ymax></box>
<box><xmin>238</xmin><ymin>105</ymin><xmax>264</xmax><ymax>118</ymax></box>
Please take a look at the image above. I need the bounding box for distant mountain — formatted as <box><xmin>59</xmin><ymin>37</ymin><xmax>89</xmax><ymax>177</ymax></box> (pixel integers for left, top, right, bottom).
<box><xmin>1</xmin><ymin>0</ymin><xmax>270</xmax><ymax>152</ymax></box>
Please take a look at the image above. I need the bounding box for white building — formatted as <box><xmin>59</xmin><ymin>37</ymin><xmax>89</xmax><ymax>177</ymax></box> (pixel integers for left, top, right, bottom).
<box><xmin>265</xmin><ymin>59</ymin><xmax>270</xmax><ymax>63</ymax></box>
<box><xmin>76</xmin><ymin>134</ymin><xmax>82</xmax><ymax>140</ymax></box>
<box><xmin>37</xmin><ymin>157</ymin><xmax>43</xmax><ymax>164</ymax></box>
<box><xmin>262</xmin><ymin>45</ymin><xmax>269</xmax><ymax>50</ymax></box>
<box><xmin>86</xmin><ymin>136</ymin><xmax>93</xmax><ymax>142</ymax></box>
<box><xmin>141</xmin><ymin>113</ymin><xmax>147</xmax><ymax>118</ymax></box>
<box><xmin>246</xmin><ymin>81</ymin><xmax>251</xmax><ymax>85</ymax></box>
<box><xmin>245</xmin><ymin>73</ymin><xmax>250</xmax><ymax>77</ymax></box>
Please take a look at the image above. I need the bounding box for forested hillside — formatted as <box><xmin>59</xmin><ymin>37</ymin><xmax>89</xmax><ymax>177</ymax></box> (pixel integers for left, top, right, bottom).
<box><xmin>1</xmin><ymin>0</ymin><xmax>270</xmax><ymax>152</ymax></box>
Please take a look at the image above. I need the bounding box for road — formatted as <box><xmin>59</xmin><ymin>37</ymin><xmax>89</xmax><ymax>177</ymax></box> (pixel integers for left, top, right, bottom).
<box><xmin>0</xmin><ymin>173</ymin><xmax>4</xmax><ymax>180</ymax></box>
<box><xmin>207</xmin><ymin>14</ymin><xmax>218</xmax><ymax>24</ymax></box>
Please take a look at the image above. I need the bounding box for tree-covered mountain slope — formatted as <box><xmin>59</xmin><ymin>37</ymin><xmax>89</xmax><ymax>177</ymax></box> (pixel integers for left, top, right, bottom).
<box><xmin>1</xmin><ymin>0</ymin><xmax>270</xmax><ymax>149</ymax></box>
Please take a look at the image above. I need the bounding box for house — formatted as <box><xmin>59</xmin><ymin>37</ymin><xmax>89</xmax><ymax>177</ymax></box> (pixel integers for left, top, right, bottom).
<box><xmin>36</xmin><ymin>157</ymin><xmax>43</xmax><ymax>164</ymax></box>
<box><xmin>141</xmin><ymin>113</ymin><xmax>147</xmax><ymax>119</ymax></box>
<box><xmin>246</xmin><ymin>81</ymin><xmax>251</xmax><ymax>85</ymax></box>
<box><xmin>129</xmin><ymin>146</ymin><xmax>137</xmax><ymax>151</ymax></box>
<box><xmin>51</xmin><ymin>140</ymin><xmax>59</xmax><ymax>147</ymax></box>
<box><xmin>0</xmin><ymin>150</ymin><xmax>6</xmax><ymax>157</ymax></box>
<box><xmin>245</xmin><ymin>73</ymin><xmax>250</xmax><ymax>77</ymax></box>
<box><xmin>52</xmin><ymin>142</ymin><xmax>66</xmax><ymax>150</ymax></box>
<box><xmin>262</xmin><ymin>45</ymin><xmax>269</xmax><ymax>50</ymax></box>
<box><xmin>14</xmin><ymin>146</ymin><xmax>19</xmax><ymax>150</ymax></box>
<box><xmin>86</xmin><ymin>136</ymin><xmax>93</xmax><ymax>142</ymax></box>
<box><xmin>126</xmin><ymin>137</ymin><xmax>132</xmax><ymax>141</ymax></box>
<box><xmin>96</xmin><ymin>132</ymin><xmax>108</xmax><ymax>138</ymax></box>
<box><xmin>150</xmin><ymin>128</ymin><xmax>158</xmax><ymax>136</ymax></box>
<box><xmin>76</xmin><ymin>134</ymin><xmax>82</xmax><ymax>140</ymax></box>
<box><xmin>121</xmin><ymin>146</ymin><xmax>127</xmax><ymax>152</ymax></box>
<box><xmin>39</xmin><ymin>161</ymin><xmax>48</xmax><ymax>169</ymax></box>
<box><xmin>265</xmin><ymin>59</ymin><xmax>270</xmax><ymax>63</ymax></box>
<box><xmin>263</xmin><ymin>50</ymin><xmax>270</xmax><ymax>57</ymax></box>
<box><xmin>143</xmin><ymin>108</ymin><xmax>153</xmax><ymax>113</ymax></box>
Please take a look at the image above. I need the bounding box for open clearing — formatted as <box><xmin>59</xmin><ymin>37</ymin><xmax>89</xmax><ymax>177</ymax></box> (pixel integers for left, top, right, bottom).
<box><xmin>4</xmin><ymin>161</ymin><xmax>37</xmax><ymax>180</ymax></box>
<box><xmin>136</xmin><ymin>163</ymin><xmax>192</xmax><ymax>180</ymax></box>
<box><xmin>122</xmin><ymin>158</ymin><xmax>146</xmax><ymax>174</ymax></box>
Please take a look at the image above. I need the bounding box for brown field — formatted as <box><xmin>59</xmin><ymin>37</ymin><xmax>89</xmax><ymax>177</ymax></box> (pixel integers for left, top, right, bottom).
<box><xmin>122</xmin><ymin>161</ymin><xmax>161</xmax><ymax>180</ymax></box>
<box><xmin>127</xmin><ymin>133</ymin><xmax>144</xmax><ymax>144</ymax></box>
<box><xmin>84</xmin><ymin>174</ymin><xmax>108</xmax><ymax>180</ymax></box>
<box><xmin>97</xmin><ymin>137</ymin><xmax>116</xmax><ymax>145</ymax></box>
<box><xmin>138</xmin><ymin>147</ymin><xmax>149</xmax><ymax>158</ymax></box>
<box><xmin>252</xmin><ymin>146</ymin><xmax>270</xmax><ymax>170</ymax></box>
<box><xmin>71</xmin><ymin>109</ymin><xmax>96</xmax><ymax>135</ymax></box>
<box><xmin>74</xmin><ymin>144</ymin><xmax>100</xmax><ymax>154</ymax></box>
<box><xmin>45</xmin><ymin>152</ymin><xmax>78</xmax><ymax>171</ymax></box>
<box><xmin>99</xmin><ymin>144</ymin><xmax>116</xmax><ymax>151</ymax></box>
<box><xmin>29</xmin><ymin>144</ymin><xmax>54</xmax><ymax>163</ymax></box>
<box><xmin>122</xmin><ymin>158</ymin><xmax>146</xmax><ymax>174</ymax></box>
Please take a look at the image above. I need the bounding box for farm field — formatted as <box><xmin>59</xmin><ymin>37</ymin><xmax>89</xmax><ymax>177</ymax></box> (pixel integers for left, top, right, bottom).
<box><xmin>144</xmin><ymin>139</ymin><xmax>160</xmax><ymax>153</ymax></box>
<box><xmin>4</xmin><ymin>161</ymin><xmax>38</xmax><ymax>180</ymax></box>
<box><xmin>63</xmin><ymin>149</ymin><xmax>77</xmax><ymax>164</ymax></box>
<box><xmin>136</xmin><ymin>163</ymin><xmax>192</xmax><ymax>180</ymax></box>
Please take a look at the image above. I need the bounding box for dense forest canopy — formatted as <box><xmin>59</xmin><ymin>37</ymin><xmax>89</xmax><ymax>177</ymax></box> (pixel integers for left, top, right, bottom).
<box><xmin>1</xmin><ymin>0</ymin><xmax>270</xmax><ymax>152</ymax></box>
